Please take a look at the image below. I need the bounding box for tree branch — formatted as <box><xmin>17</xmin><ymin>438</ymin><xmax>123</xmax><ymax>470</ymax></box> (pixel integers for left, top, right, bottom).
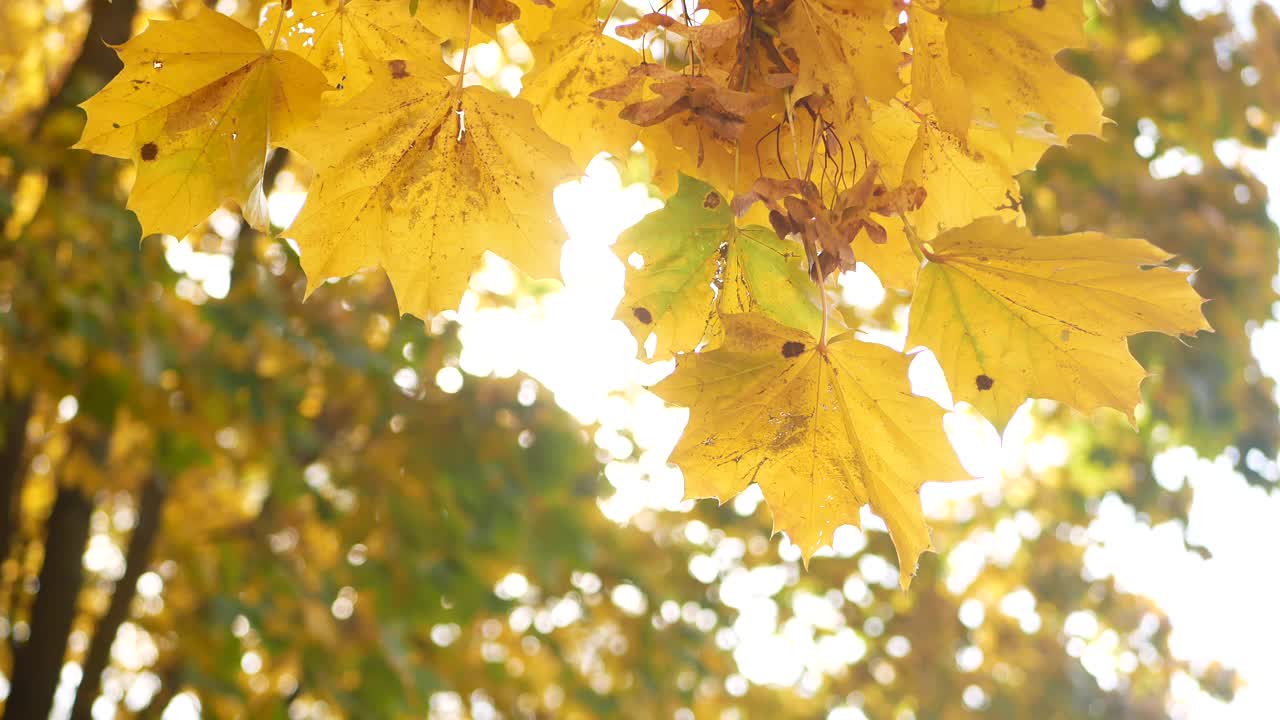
<box><xmin>68</xmin><ymin>475</ymin><xmax>167</xmax><ymax>720</ymax></box>
<box><xmin>3</xmin><ymin>485</ymin><xmax>94</xmax><ymax>720</ymax></box>
<box><xmin>0</xmin><ymin>387</ymin><xmax>33</xmax><ymax>574</ymax></box>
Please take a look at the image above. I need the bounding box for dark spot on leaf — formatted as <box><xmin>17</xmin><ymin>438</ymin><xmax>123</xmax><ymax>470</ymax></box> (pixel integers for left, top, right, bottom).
<box><xmin>112</xmin><ymin>122</ymin><xmax>120</xmax><ymax>129</ymax></box>
<box><xmin>782</xmin><ymin>341</ymin><xmax>805</xmax><ymax>358</ymax></box>
<box><xmin>1032</xmin><ymin>0</ymin><xmax>1046</xmax><ymax>8</ymax></box>
<box><xmin>140</xmin><ymin>142</ymin><xmax>158</xmax><ymax>161</ymax></box>
<box><xmin>633</xmin><ymin>307</ymin><xmax>653</xmax><ymax>324</ymax></box>
<box><xmin>388</xmin><ymin>59</ymin><xmax>410</xmax><ymax>79</ymax></box>
<box><xmin>703</xmin><ymin>191</ymin><xmax>722</xmax><ymax>209</ymax></box>
<box><xmin>976</xmin><ymin>374</ymin><xmax>994</xmax><ymax>391</ymax></box>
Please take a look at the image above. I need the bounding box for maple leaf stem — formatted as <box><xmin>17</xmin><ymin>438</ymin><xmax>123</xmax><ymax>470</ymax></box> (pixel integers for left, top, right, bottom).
<box><xmin>870</xmin><ymin>164</ymin><xmax>926</xmax><ymax>263</ymax></box>
<box><xmin>450</xmin><ymin>0</ymin><xmax>476</xmax><ymax>141</ymax></box>
<box><xmin>892</xmin><ymin>97</ymin><xmax>928</xmax><ymax>123</ymax></box>
<box><xmin>601</xmin><ymin>0</ymin><xmax>624</xmax><ymax>34</ymax></box>
<box><xmin>732</xmin><ymin>57</ymin><xmax>753</xmax><ymax>192</ymax></box>
<box><xmin>265</xmin><ymin>2</ymin><xmax>286</xmax><ymax>53</ymax></box>
<box><xmin>899</xmin><ymin>214</ymin><xmax>927</xmax><ymax>264</ymax></box>
<box><xmin>680</xmin><ymin>0</ymin><xmax>699</xmax><ymax>69</ymax></box>
<box><xmin>782</xmin><ymin>87</ymin><xmax>829</xmax><ymax>347</ymax></box>
<box><xmin>782</xmin><ymin>90</ymin><xmax>803</xmax><ymax>179</ymax></box>
<box><xmin>455</xmin><ymin>0</ymin><xmax>476</xmax><ymax>98</ymax></box>
<box><xmin>818</xmin><ymin>268</ymin><xmax>829</xmax><ymax>350</ymax></box>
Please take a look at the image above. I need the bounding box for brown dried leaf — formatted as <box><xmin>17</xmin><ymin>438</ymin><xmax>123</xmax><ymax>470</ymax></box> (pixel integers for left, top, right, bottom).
<box><xmin>600</xmin><ymin>67</ymin><xmax>770</xmax><ymax>142</ymax></box>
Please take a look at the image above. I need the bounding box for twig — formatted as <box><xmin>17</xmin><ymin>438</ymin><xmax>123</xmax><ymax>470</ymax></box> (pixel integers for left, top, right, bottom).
<box><xmin>454</xmin><ymin>0</ymin><xmax>476</xmax><ymax>140</ymax></box>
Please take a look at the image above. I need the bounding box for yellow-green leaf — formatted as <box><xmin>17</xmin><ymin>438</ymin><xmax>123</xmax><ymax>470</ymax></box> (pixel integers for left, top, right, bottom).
<box><xmin>614</xmin><ymin>175</ymin><xmax>826</xmax><ymax>360</ymax></box>
<box><xmin>653</xmin><ymin>314</ymin><xmax>967</xmax><ymax>586</ymax></box>
<box><xmin>283</xmin><ymin>67</ymin><xmax>576</xmax><ymax>317</ymax></box>
<box><xmin>907</xmin><ymin>218</ymin><xmax>1212</xmax><ymax>429</ymax></box>
<box><xmin>75</xmin><ymin>8</ymin><xmax>327</xmax><ymax>239</ymax></box>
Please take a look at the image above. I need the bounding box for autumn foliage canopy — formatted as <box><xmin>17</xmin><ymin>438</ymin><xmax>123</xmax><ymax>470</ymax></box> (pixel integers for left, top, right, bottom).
<box><xmin>74</xmin><ymin>0</ymin><xmax>1210</xmax><ymax>586</ymax></box>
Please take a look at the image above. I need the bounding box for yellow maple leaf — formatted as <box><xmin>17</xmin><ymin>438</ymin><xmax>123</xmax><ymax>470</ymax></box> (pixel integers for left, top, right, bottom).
<box><xmin>512</xmin><ymin>0</ymin><xmax>559</xmax><ymax>42</ymax></box>
<box><xmin>642</xmin><ymin>121</ymin><xmax>740</xmax><ymax>199</ymax></box>
<box><xmin>75</xmin><ymin>8</ymin><xmax>328</xmax><ymax>240</ymax></box>
<box><xmin>417</xmin><ymin>0</ymin><xmax>518</xmax><ymax>42</ymax></box>
<box><xmin>261</xmin><ymin>0</ymin><xmax>449</xmax><ymax>100</ymax></box>
<box><xmin>653</xmin><ymin>314</ymin><xmax>967</xmax><ymax>586</ymax></box>
<box><xmin>641</xmin><ymin>109</ymin><xmax>786</xmax><ymax>234</ymax></box>
<box><xmin>778</xmin><ymin>0</ymin><xmax>902</xmax><ymax>129</ymax></box>
<box><xmin>851</xmin><ymin>99</ymin><xmax>919</xmax><ymax>183</ymax></box>
<box><xmin>282</xmin><ymin>66</ymin><xmax>576</xmax><ymax>317</ymax></box>
<box><xmin>903</xmin><ymin>117</ymin><xmax>1029</xmax><ymax>239</ymax></box>
<box><xmin>855</xmin><ymin>216</ymin><xmax>920</xmax><ymax>291</ymax></box>
<box><xmin>910</xmin><ymin>0</ymin><xmax>1105</xmax><ymax>142</ymax></box>
<box><xmin>907</xmin><ymin>3</ymin><xmax>971</xmax><ymax>137</ymax></box>
<box><xmin>521</xmin><ymin>0</ymin><xmax>640</xmax><ymax>167</ymax></box>
<box><xmin>851</xmin><ymin>103</ymin><xmax>1043</xmax><ymax>287</ymax></box>
<box><xmin>614</xmin><ymin>175</ymin><xmax>829</xmax><ymax>359</ymax></box>
<box><xmin>907</xmin><ymin>218</ymin><xmax>1212</xmax><ymax>430</ymax></box>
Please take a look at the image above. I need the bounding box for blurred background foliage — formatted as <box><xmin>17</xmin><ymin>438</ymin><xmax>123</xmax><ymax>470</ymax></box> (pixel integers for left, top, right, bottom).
<box><xmin>1</xmin><ymin>0</ymin><xmax>1278</xmax><ymax>718</ymax></box>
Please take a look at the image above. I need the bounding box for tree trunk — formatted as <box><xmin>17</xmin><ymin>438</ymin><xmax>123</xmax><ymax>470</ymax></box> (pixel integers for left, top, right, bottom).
<box><xmin>4</xmin><ymin>486</ymin><xmax>94</xmax><ymax>720</ymax></box>
<box><xmin>68</xmin><ymin>476</ymin><xmax>166</xmax><ymax>720</ymax></box>
<box><xmin>0</xmin><ymin>389</ymin><xmax>33</xmax><ymax>571</ymax></box>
